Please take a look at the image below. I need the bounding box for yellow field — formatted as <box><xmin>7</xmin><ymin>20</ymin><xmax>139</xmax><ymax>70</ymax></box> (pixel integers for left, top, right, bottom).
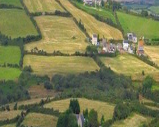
<box><xmin>22</xmin><ymin>113</ymin><xmax>57</xmax><ymax>127</ymax></box>
<box><xmin>60</xmin><ymin>0</ymin><xmax>123</xmax><ymax>40</ymax></box>
<box><xmin>100</xmin><ymin>54</ymin><xmax>159</xmax><ymax>81</ymax></box>
<box><xmin>25</xmin><ymin>16</ymin><xmax>88</xmax><ymax>54</ymax></box>
<box><xmin>0</xmin><ymin>110</ymin><xmax>22</xmax><ymax>121</ymax></box>
<box><xmin>44</xmin><ymin>98</ymin><xmax>115</xmax><ymax>120</ymax></box>
<box><xmin>23</xmin><ymin>55</ymin><xmax>99</xmax><ymax>76</ymax></box>
<box><xmin>112</xmin><ymin>113</ymin><xmax>151</xmax><ymax>127</ymax></box>
<box><xmin>24</xmin><ymin>0</ymin><xmax>65</xmax><ymax>13</ymax></box>
<box><xmin>145</xmin><ymin>46</ymin><xmax>159</xmax><ymax>66</ymax></box>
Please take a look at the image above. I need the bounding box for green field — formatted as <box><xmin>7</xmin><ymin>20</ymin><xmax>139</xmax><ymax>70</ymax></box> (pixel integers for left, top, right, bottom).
<box><xmin>0</xmin><ymin>67</ymin><xmax>21</xmax><ymax>80</ymax></box>
<box><xmin>71</xmin><ymin>0</ymin><xmax>116</xmax><ymax>24</ymax></box>
<box><xmin>117</xmin><ymin>11</ymin><xmax>159</xmax><ymax>39</ymax></box>
<box><xmin>22</xmin><ymin>113</ymin><xmax>58</xmax><ymax>127</ymax></box>
<box><xmin>44</xmin><ymin>98</ymin><xmax>115</xmax><ymax>121</ymax></box>
<box><xmin>100</xmin><ymin>54</ymin><xmax>159</xmax><ymax>81</ymax></box>
<box><xmin>25</xmin><ymin>16</ymin><xmax>88</xmax><ymax>54</ymax></box>
<box><xmin>0</xmin><ymin>9</ymin><xmax>38</xmax><ymax>38</ymax></box>
<box><xmin>1</xmin><ymin>124</ymin><xmax>16</xmax><ymax>127</ymax></box>
<box><xmin>149</xmin><ymin>6</ymin><xmax>159</xmax><ymax>14</ymax></box>
<box><xmin>24</xmin><ymin>0</ymin><xmax>65</xmax><ymax>13</ymax></box>
<box><xmin>23</xmin><ymin>55</ymin><xmax>99</xmax><ymax>76</ymax></box>
<box><xmin>0</xmin><ymin>0</ymin><xmax>22</xmax><ymax>7</ymax></box>
<box><xmin>0</xmin><ymin>46</ymin><xmax>21</xmax><ymax>65</ymax></box>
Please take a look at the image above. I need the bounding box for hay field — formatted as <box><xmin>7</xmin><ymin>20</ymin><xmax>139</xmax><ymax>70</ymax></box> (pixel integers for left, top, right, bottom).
<box><xmin>44</xmin><ymin>98</ymin><xmax>115</xmax><ymax>120</ymax></box>
<box><xmin>100</xmin><ymin>54</ymin><xmax>159</xmax><ymax>81</ymax></box>
<box><xmin>0</xmin><ymin>9</ymin><xmax>38</xmax><ymax>38</ymax></box>
<box><xmin>117</xmin><ymin>11</ymin><xmax>159</xmax><ymax>39</ymax></box>
<box><xmin>23</xmin><ymin>0</ymin><xmax>65</xmax><ymax>13</ymax></box>
<box><xmin>0</xmin><ymin>46</ymin><xmax>21</xmax><ymax>65</ymax></box>
<box><xmin>22</xmin><ymin>113</ymin><xmax>57</xmax><ymax>127</ymax></box>
<box><xmin>112</xmin><ymin>113</ymin><xmax>151</xmax><ymax>127</ymax></box>
<box><xmin>25</xmin><ymin>16</ymin><xmax>88</xmax><ymax>54</ymax></box>
<box><xmin>60</xmin><ymin>0</ymin><xmax>123</xmax><ymax>40</ymax></box>
<box><xmin>0</xmin><ymin>0</ymin><xmax>22</xmax><ymax>7</ymax></box>
<box><xmin>23</xmin><ymin>55</ymin><xmax>99</xmax><ymax>76</ymax></box>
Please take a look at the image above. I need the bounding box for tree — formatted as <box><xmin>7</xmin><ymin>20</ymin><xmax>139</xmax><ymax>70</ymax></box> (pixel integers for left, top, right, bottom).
<box><xmin>83</xmin><ymin>108</ymin><xmax>88</xmax><ymax>119</ymax></box>
<box><xmin>14</xmin><ymin>103</ymin><xmax>18</xmax><ymax>110</ymax></box>
<box><xmin>88</xmin><ymin>109</ymin><xmax>98</xmax><ymax>127</ymax></box>
<box><xmin>6</xmin><ymin>105</ymin><xmax>10</xmax><ymax>111</ymax></box>
<box><xmin>101</xmin><ymin>0</ymin><xmax>104</xmax><ymax>7</ymax></box>
<box><xmin>69</xmin><ymin>99</ymin><xmax>80</xmax><ymax>114</ymax></box>
<box><xmin>141</xmin><ymin>10</ymin><xmax>148</xmax><ymax>17</ymax></box>
<box><xmin>44</xmin><ymin>81</ymin><xmax>53</xmax><ymax>90</ymax></box>
<box><xmin>101</xmin><ymin>115</ymin><xmax>105</xmax><ymax>126</ymax></box>
<box><xmin>143</xmin><ymin>76</ymin><xmax>154</xmax><ymax>90</ymax></box>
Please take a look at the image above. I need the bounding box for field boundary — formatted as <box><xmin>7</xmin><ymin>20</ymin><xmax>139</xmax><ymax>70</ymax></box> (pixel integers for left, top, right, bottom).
<box><xmin>0</xmin><ymin>4</ymin><xmax>23</xmax><ymax>9</ymax></box>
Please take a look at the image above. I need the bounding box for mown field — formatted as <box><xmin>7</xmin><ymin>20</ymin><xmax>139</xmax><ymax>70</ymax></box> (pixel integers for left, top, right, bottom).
<box><xmin>23</xmin><ymin>55</ymin><xmax>99</xmax><ymax>76</ymax></box>
<box><xmin>23</xmin><ymin>0</ymin><xmax>65</xmax><ymax>13</ymax></box>
<box><xmin>0</xmin><ymin>46</ymin><xmax>21</xmax><ymax>65</ymax></box>
<box><xmin>117</xmin><ymin>11</ymin><xmax>159</xmax><ymax>39</ymax></box>
<box><xmin>149</xmin><ymin>6</ymin><xmax>159</xmax><ymax>14</ymax></box>
<box><xmin>22</xmin><ymin>113</ymin><xmax>58</xmax><ymax>127</ymax></box>
<box><xmin>60</xmin><ymin>0</ymin><xmax>123</xmax><ymax>40</ymax></box>
<box><xmin>0</xmin><ymin>0</ymin><xmax>22</xmax><ymax>7</ymax></box>
<box><xmin>25</xmin><ymin>16</ymin><xmax>88</xmax><ymax>54</ymax></box>
<box><xmin>44</xmin><ymin>98</ymin><xmax>115</xmax><ymax>120</ymax></box>
<box><xmin>100</xmin><ymin>54</ymin><xmax>159</xmax><ymax>81</ymax></box>
<box><xmin>0</xmin><ymin>67</ymin><xmax>21</xmax><ymax>80</ymax></box>
<box><xmin>112</xmin><ymin>113</ymin><xmax>151</xmax><ymax>127</ymax></box>
<box><xmin>0</xmin><ymin>9</ymin><xmax>38</xmax><ymax>38</ymax></box>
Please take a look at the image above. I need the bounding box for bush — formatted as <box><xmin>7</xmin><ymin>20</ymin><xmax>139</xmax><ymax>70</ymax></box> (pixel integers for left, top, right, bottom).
<box><xmin>44</xmin><ymin>81</ymin><xmax>53</xmax><ymax>90</ymax></box>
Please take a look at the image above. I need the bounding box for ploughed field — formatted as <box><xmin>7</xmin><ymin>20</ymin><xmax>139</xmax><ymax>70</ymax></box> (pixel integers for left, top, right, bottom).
<box><xmin>25</xmin><ymin>16</ymin><xmax>88</xmax><ymax>54</ymax></box>
<box><xmin>60</xmin><ymin>0</ymin><xmax>123</xmax><ymax>40</ymax></box>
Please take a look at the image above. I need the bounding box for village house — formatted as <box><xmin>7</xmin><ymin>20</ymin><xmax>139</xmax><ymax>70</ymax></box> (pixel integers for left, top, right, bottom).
<box><xmin>83</xmin><ymin>0</ymin><xmax>93</xmax><ymax>5</ymax></box>
<box><xmin>137</xmin><ymin>39</ymin><xmax>144</xmax><ymax>55</ymax></box>
<box><xmin>128</xmin><ymin>45</ymin><xmax>134</xmax><ymax>54</ymax></box>
<box><xmin>76</xmin><ymin>114</ymin><xmax>85</xmax><ymax>127</ymax></box>
<box><xmin>117</xmin><ymin>43</ymin><xmax>123</xmax><ymax>52</ymax></box>
<box><xmin>127</xmin><ymin>33</ymin><xmax>137</xmax><ymax>43</ymax></box>
<box><xmin>92</xmin><ymin>34</ymin><xmax>98</xmax><ymax>45</ymax></box>
<box><xmin>83</xmin><ymin>0</ymin><xmax>107</xmax><ymax>6</ymax></box>
<box><xmin>123</xmin><ymin>40</ymin><xmax>129</xmax><ymax>51</ymax></box>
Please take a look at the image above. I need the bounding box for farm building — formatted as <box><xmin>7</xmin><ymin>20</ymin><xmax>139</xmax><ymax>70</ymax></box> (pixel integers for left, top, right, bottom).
<box><xmin>127</xmin><ymin>33</ymin><xmax>137</xmax><ymax>43</ymax></box>
<box><xmin>137</xmin><ymin>39</ymin><xmax>144</xmax><ymax>55</ymax></box>
<box><xmin>123</xmin><ymin>40</ymin><xmax>129</xmax><ymax>51</ymax></box>
<box><xmin>92</xmin><ymin>34</ymin><xmax>98</xmax><ymax>45</ymax></box>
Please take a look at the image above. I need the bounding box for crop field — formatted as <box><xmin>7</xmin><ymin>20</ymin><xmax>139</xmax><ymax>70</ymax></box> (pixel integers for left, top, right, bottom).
<box><xmin>23</xmin><ymin>0</ymin><xmax>65</xmax><ymax>13</ymax></box>
<box><xmin>117</xmin><ymin>11</ymin><xmax>159</xmax><ymax>39</ymax></box>
<box><xmin>0</xmin><ymin>9</ymin><xmax>38</xmax><ymax>38</ymax></box>
<box><xmin>0</xmin><ymin>46</ymin><xmax>21</xmax><ymax>65</ymax></box>
<box><xmin>100</xmin><ymin>54</ymin><xmax>159</xmax><ymax>81</ymax></box>
<box><xmin>23</xmin><ymin>55</ymin><xmax>99</xmax><ymax>76</ymax></box>
<box><xmin>44</xmin><ymin>98</ymin><xmax>115</xmax><ymax>120</ymax></box>
<box><xmin>112</xmin><ymin>113</ymin><xmax>151</xmax><ymax>127</ymax></box>
<box><xmin>0</xmin><ymin>67</ymin><xmax>21</xmax><ymax>80</ymax></box>
<box><xmin>60</xmin><ymin>0</ymin><xmax>123</xmax><ymax>40</ymax></box>
<box><xmin>149</xmin><ymin>6</ymin><xmax>159</xmax><ymax>14</ymax></box>
<box><xmin>22</xmin><ymin>113</ymin><xmax>58</xmax><ymax>127</ymax></box>
<box><xmin>25</xmin><ymin>16</ymin><xmax>88</xmax><ymax>54</ymax></box>
<box><xmin>0</xmin><ymin>0</ymin><xmax>22</xmax><ymax>7</ymax></box>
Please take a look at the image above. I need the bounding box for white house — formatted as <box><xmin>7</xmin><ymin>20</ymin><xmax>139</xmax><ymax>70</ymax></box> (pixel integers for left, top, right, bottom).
<box><xmin>92</xmin><ymin>34</ymin><xmax>98</xmax><ymax>45</ymax></box>
<box><xmin>123</xmin><ymin>40</ymin><xmax>129</xmax><ymax>51</ymax></box>
<box><xmin>83</xmin><ymin>0</ymin><xmax>93</xmax><ymax>5</ymax></box>
<box><xmin>127</xmin><ymin>33</ymin><xmax>137</xmax><ymax>43</ymax></box>
<box><xmin>76</xmin><ymin>114</ymin><xmax>85</xmax><ymax>127</ymax></box>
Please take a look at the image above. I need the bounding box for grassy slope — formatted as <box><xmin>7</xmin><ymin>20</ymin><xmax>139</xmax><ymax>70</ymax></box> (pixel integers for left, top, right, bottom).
<box><xmin>149</xmin><ymin>6</ymin><xmax>159</xmax><ymax>14</ymax></box>
<box><xmin>117</xmin><ymin>11</ymin><xmax>159</xmax><ymax>39</ymax></box>
<box><xmin>23</xmin><ymin>55</ymin><xmax>99</xmax><ymax>76</ymax></box>
<box><xmin>60</xmin><ymin>0</ymin><xmax>123</xmax><ymax>40</ymax></box>
<box><xmin>44</xmin><ymin>98</ymin><xmax>115</xmax><ymax>121</ymax></box>
<box><xmin>0</xmin><ymin>46</ymin><xmax>21</xmax><ymax>65</ymax></box>
<box><xmin>100</xmin><ymin>54</ymin><xmax>159</xmax><ymax>81</ymax></box>
<box><xmin>25</xmin><ymin>16</ymin><xmax>88</xmax><ymax>54</ymax></box>
<box><xmin>0</xmin><ymin>0</ymin><xmax>22</xmax><ymax>7</ymax></box>
<box><xmin>23</xmin><ymin>0</ymin><xmax>65</xmax><ymax>13</ymax></box>
<box><xmin>22</xmin><ymin>113</ymin><xmax>57</xmax><ymax>127</ymax></box>
<box><xmin>0</xmin><ymin>9</ymin><xmax>38</xmax><ymax>38</ymax></box>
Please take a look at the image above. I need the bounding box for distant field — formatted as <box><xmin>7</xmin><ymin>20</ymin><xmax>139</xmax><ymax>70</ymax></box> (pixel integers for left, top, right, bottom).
<box><xmin>23</xmin><ymin>55</ymin><xmax>99</xmax><ymax>76</ymax></box>
<box><xmin>0</xmin><ymin>0</ymin><xmax>22</xmax><ymax>7</ymax></box>
<box><xmin>0</xmin><ymin>46</ymin><xmax>21</xmax><ymax>65</ymax></box>
<box><xmin>100</xmin><ymin>54</ymin><xmax>159</xmax><ymax>81</ymax></box>
<box><xmin>60</xmin><ymin>0</ymin><xmax>123</xmax><ymax>40</ymax></box>
<box><xmin>25</xmin><ymin>16</ymin><xmax>88</xmax><ymax>54</ymax></box>
<box><xmin>44</xmin><ymin>98</ymin><xmax>115</xmax><ymax>120</ymax></box>
<box><xmin>149</xmin><ymin>6</ymin><xmax>159</xmax><ymax>14</ymax></box>
<box><xmin>0</xmin><ymin>9</ymin><xmax>38</xmax><ymax>38</ymax></box>
<box><xmin>0</xmin><ymin>67</ymin><xmax>21</xmax><ymax>80</ymax></box>
<box><xmin>22</xmin><ymin>113</ymin><xmax>57</xmax><ymax>127</ymax></box>
<box><xmin>23</xmin><ymin>0</ymin><xmax>65</xmax><ymax>13</ymax></box>
<box><xmin>117</xmin><ymin>11</ymin><xmax>159</xmax><ymax>39</ymax></box>
<box><xmin>112</xmin><ymin>113</ymin><xmax>151</xmax><ymax>127</ymax></box>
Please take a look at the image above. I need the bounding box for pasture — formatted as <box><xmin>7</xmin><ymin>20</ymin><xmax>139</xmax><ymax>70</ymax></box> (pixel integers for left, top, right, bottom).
<box><xmin>23</xmin><ymin>55</ymin><xmax>99</xmax><ymax>76</ymax></box>
<box><xmin>149</xmin><ymin>6</ymin><xmax>159</xmax><ymax>14</ymax></box>
<box><xmin>100</xmin><ymin>54</ymin><xmax>159</xmax><ymax>81</ymax></box>
<box><xmin>23</xmin><ymin>0</ymin><xmax>65</xmax><ymax>13</ymax></box>
<box><xmin>0</xmin><ymin>0</ymin><xmax>22</xmax><ymax>7</ymax></box>
<box><xmin>25</xmin><ymin>16</ymin><xmax>88</xmax><ymax>54</ymax></box>
<box><xmin>22</xmin><ymin>113</ymin><xmax>58</xmax><ymax>127</ymax></box>
<box><xmin>112</xmin><ymin>113</ymin><xmax>151</xmax><ymax>127</ymax></box>
<box><xmin>0</xmin><ymin>46</ymin><xmax>21</xmax><ymax>65</ymax></box>
<box><xmin>117</xmin><ymin>11</ymin><xmax>159</xmax><ymax>39</ymax></box>
<box><xmin>60</xmin><ymin>0</ymin><xmax>123</xmax><ymax>40</ymax></box>
<box><xmin>44</xmin><ymin>98</ymin><xmax>115</xmax><ymax>120</ymax></box>
<box><xmin>0</xmin><ymin>67</ymin><xmax>21</xmax><ymax>80</ymax></box>
<box><xmin>0</xmin><ymin>9</ymin><xmax>38</xmax><ymax>38</ymax></box>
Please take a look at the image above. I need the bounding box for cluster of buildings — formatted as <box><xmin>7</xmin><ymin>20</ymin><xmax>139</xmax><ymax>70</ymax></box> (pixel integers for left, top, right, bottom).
<box><xmin>83</xmin><ymin>0</ymin><xmax>106</xmax><ymax>6</ymax></box>
<box><xmin>91</xmin><ymin>33</ymin><xmax>144</xmax><ymax>55</ymax></box>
